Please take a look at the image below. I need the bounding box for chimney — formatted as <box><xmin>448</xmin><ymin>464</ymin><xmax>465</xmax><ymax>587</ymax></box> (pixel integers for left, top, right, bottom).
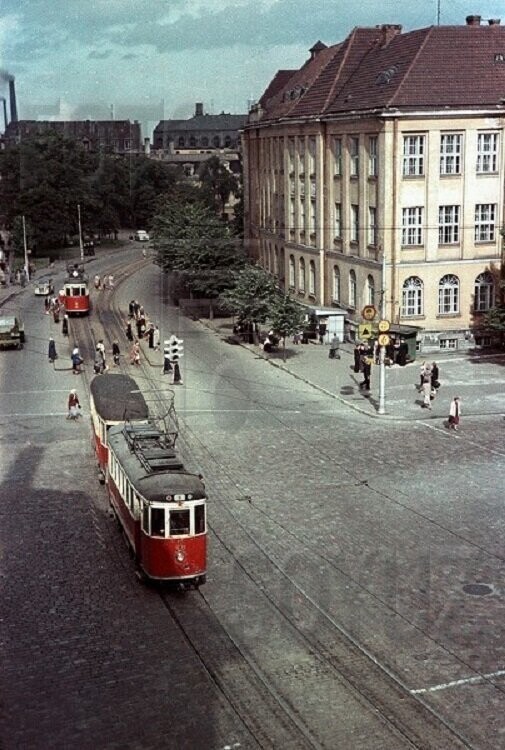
<box><xmin>9</xmin><ymin>78</ymin><xmax>18</xmax><ymax>123</ymax></box>
<box><xmin>309</xmin><ymin>40</ymin><xmax>327</xmax><ymax>60</ymax></box>
<box><xmin>377</xmin><ymin>24</ymin><xmax>402</xmax><ymax>47</ymax></box>
<box><xmin>466</xmin><ymin>15</ymin><xmax>481</xmax><ymax>26</ymax></box>
<box><xmin>0</xmin><ymin>98</ymin><xmax>7</xmax><ymax>131</ymax></box>
<box><xmin>488</xmin><ymin>18</ymin><xmax>501</xmax><ymax>25</ymax></box>
<box><xmin>195</xmin><ymin>102</ymin><xmax>203</xmax><ymax>117</ymax></box>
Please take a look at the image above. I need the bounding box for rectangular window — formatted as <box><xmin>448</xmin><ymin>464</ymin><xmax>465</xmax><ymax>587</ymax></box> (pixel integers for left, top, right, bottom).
<box><xmin>300</xmin><ymin>198</ymin><xmax>306</xmax><ymax>231</ymax></box>
<box><xmin>440</xmin><ymin>338</ymin><xmax>458</xmax><ymax>349</ymax></box>
<box><xmin>351</xmin><ymin>204</ymin><xmax>359</xmax><ymax>242</ymax></box>
<box><xmin>310</xmin><ymin>200</ymin><xmax>316</xmax><ymax>232</ymax></box>
<box><xmin>169</xmin><ymin>509</ymin><xmax>190</xmax><ymax>536</ymax></box>
<box><xmin>289</xmin><ymin>198</ymin><xmax>295</xmax><ymax>230</ymax></box>
<box><xmin>402</xmin><ymin>207</ymin><xmax>424</xmax><ymax>245</ymax></box>
<box><xmin>195</xmin><ymin>505</ymin><xmax>206</xmax><ymax>535</ymax></box>
<box><xmin>334</xmin><ymin>138</ymin><xmax>342</xmax><ymax>175</ymax></box>
<box><xmin>298</xmin><ymin>138</ymin><xmax>305</xmax><ymax>173</ymax></box>
<box><xmin>308</xmin><ymin>136</ymin><xmax>316</xmax><ymax>173</ymax></box>
<box><xmin>402</xmin><ymin>135</ymin><xmax>425</xmax><ymax>176</ymax></box>
<box><xmin>368</xmin><ymin>136</ymin><xmax>378</xmax><ymax>176</ymax></box>
<box><xmin>288</xmin><ymin>137</ymin><xmax>295</xmax><ymax>172</ymax></box>
<box><xmin>475</xmin><ymin>204</ymin><xmax>496</xmax><ymax>242</ymax></box>
<box><xmin>335</xmin><ymin>203</ymin><xmax>342</xmax><ymax>237</ymax></box>
<box><xmin>438</xmin><ymin>205</ymin><xmax>460</xmax><ymax>244</ymax></box>
<box><xmin>368</xmin><ymin>207</ymin><xmax>377</xmax><ymax>246</ymax></box>
<box><xmin>350</xmin><ymin>137</ymin><xmax>359</xmax><ymax>177</ymax></box>
<box><xmin>440</xmin><ymin>133</ymin><xmax>462</xmax><ymax>175</ymax></box>
<box><xmin>477</xmin><ymin>133</ymin><xmax>498</xmax><ymax>173</ymax></box>
<box><xmin>150</xmin><ymin>508</ymin><xmax>166</xmax><ymax>538</ymax></box>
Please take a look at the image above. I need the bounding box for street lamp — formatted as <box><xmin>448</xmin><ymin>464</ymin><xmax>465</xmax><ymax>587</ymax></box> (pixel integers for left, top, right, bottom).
<box><xmin>77</xmin><ymin>204</ymin><xmax>84</xmax><ymax>262</ymax></box>
<box><xmin>378</xmin><ymin>251</ymin><xmax>386</xmax><ymax>415</ymax></box>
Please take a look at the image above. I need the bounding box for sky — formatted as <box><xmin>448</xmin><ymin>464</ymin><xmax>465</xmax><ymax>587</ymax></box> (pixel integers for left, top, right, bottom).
<box><xmin>1</xmin><ymin>0</ymin><xmax>504</xmax><ymax>135</ymax></box>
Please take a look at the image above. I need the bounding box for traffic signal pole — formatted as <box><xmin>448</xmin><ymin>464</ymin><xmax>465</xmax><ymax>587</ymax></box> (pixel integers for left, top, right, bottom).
<box><xmin>378</xmin><ymin>253</ymin><xmax>386</xmax><ymax>415</ymax></box>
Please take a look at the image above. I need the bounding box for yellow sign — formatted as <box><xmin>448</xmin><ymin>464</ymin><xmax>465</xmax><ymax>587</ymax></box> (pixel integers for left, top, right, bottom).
<box><xmin>358</xmin><ymin>323</ymin><xmax>374</xmax><ymax>340</ymax></box>
<box><xmin>378</xmin><ymin>319</ymin><xmax>390</xmax><ymax>333</ymax></box>
<box><xmin>362</xmin><ymin>305</ymin><xmax>377</xmax><ymax>321</ymax></box>
<box><xmin>378</xmin><ymin>333</ymin><xmax>390</xmax><ymax>347</ymax></box>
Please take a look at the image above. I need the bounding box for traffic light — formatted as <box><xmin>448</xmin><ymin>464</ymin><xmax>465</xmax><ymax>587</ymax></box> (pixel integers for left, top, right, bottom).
<box><xmin>169</xmin><ymin>337</ymin><xmax>184</xmax><ymax>362</ymax></box>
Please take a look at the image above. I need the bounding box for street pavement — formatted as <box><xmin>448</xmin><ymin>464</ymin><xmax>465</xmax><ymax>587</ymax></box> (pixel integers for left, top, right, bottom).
<box><xmin>202</xmin><ymin>318</ymin><xmax>505</xmax><ymax>422</ymax></box>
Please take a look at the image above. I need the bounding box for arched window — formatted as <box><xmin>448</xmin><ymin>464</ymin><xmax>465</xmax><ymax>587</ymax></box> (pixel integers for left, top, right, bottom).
<box><xmin>224</xmin><ymin>135</ymin><xmax>232</xmax><ymax>147</ymax></box>
<box><xmin>401</xmin><ymin>276</ymin><xmax>423</xmax><ymax>316</ymax></box>
<box><xmin>333</xmin><ymin>266</ymin><xmax>340</xmax><ymax>302</ymax></box>
<box><xmin>309</xmin><ymin>260</ymin><xmax>316</xmax><ymax>295</ymax></box>
<box><xmin>274</xmin><ymin>246</ymin><xmax>279</xmax><ymax>276</ymax></box>
<box><xmin>213</xmin><ymin>136</ymin><xmax>221</xmax><ymax>148</ymax></box>
<box><xmin>178</xmin><ymin>136</ymin><xmax>185</xmax><ymax>148</ymax></box>
<box><xmin>189</xmin><ymin>136</ymin><xmax>197</xmax><ymax>148</ymax></box>
<box><xmin>289</xmin><ymin>255</ymin><xmax>295</xmax><ymax>288</ymax></box>
<box><xmin>474</xmin><ymin>272</ymin><xmax>494</xmax><ymax>312</ymax></box>
<box><xmin>201</xmin><ymin>137</ymin><xmax>209</xmax><ymax>147</ymax></box>
<box><xmin>366</xmin><ymin>275</ymin><xmax>375</xmax><ymax>306</ymax></box>
<box><xmin>438</xmin><ymin>274</ymin><xmax>459</xmax><ymax>314</ymax></box>
<box><xmin>299</xmin><ymin>258</ymin><xmax>306</xmax><ymax>292</ymax></box>
<box><xmin>349</xmin><ymin>270</ymin><xmax>357</xmax><ymax>308</ymax></box>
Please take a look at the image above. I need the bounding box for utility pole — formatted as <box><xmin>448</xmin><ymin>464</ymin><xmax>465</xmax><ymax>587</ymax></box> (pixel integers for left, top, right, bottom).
<box><xmin>77</xmin><ymin>204</ymin><xmax>84</xmax><ymax>262</ymax></box>
<box><xmin>22</xmin><ymin>215</ymin><xmax>30</xmax><ymax>282</ymax></box>
<box><xmin>378</xmin><ymin>252</ymin><xmax>386</xmax><ymax>415</ymax></box>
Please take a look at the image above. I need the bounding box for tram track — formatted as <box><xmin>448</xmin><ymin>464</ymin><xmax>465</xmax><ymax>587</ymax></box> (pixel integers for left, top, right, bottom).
<box><xmin>78</xmin><ymin>261</ymin><xmax>479</xmax><ymax>749</ymax></box>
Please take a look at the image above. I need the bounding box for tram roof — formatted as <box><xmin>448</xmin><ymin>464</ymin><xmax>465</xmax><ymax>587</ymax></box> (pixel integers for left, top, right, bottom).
<box><xmin>108</xmin><ymin>423</ymin><xmax>206</xmax><ymax>503</ymax></box>
<box><xmin>90</xmin><ymin>374</ymin><xmax>149</xmax><ymax>421</ymax></box>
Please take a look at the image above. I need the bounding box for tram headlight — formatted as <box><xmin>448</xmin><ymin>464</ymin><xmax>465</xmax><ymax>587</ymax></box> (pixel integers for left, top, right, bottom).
<box><xmin>175</xmin><ymin>550</ymin><xmax>186</xmax><ymax>563</ymax></box>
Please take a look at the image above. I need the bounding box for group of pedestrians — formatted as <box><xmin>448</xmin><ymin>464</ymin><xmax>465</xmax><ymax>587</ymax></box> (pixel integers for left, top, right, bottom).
<box><xmin>418</xmin><ymin>361</ymin><xmax>440</xmax><ymax>410</ymax></box>
<box><xmin>94</xmin><ymin>273</ymin><xmax>114</xmax><ymax>290</ymax></box>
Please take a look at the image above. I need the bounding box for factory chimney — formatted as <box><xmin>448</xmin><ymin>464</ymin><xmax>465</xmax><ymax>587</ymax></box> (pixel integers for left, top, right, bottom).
<box><xmin>9</xmin><ymin>78</ymin><xmax>18</xmax><ymax>123</ymax></box>
<box><xmin>0</xmin><ymin>98</ymin><xmax>7</xmax><ymax>131</ymax></box>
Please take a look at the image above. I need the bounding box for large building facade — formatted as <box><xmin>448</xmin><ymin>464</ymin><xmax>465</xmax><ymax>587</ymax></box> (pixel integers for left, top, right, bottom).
<box><xmin>4</xmin><ymin>120</ymin><xmax>142</xmax><ymax>154</ymax></box>
<box><xmin>243</xmin><ymin>17</ymin><xmax>505</xmax><ymax>350</ymax></box>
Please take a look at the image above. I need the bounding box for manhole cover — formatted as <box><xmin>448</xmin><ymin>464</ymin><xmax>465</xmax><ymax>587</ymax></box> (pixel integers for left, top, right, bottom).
<box><xmin>462</xmin><ymin>583</ymin><xmax>493</xmax><ymax>596</ymax></box>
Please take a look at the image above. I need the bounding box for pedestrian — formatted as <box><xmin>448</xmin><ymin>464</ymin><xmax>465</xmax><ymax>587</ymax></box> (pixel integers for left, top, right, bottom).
<box><xmin>431</xmin><ymin>362</ymin><xmax>440</xmax><ymax>390</ymax></box>
<box><xmin>421</xmin><ymin>379</ymin><xmax>432</xmax><ymax>409</ymax></box>
<box><xmin>130</xmin><ymin>340</ymin><xmax>140</xmax><ymax>365</ymax></box>
<box><xmin>318</xmin><ymin>321</ymin><xmax>327</xmax><ymax>345</ymax></box>
<box><xmin>48</xmin><ymin>337</ymin><xmax>58</xmax><ymax>363</ymax></box>
<box><xmin>142</xmin><ymin>247</ymin><xmax>147</xmax><ymax>259</ymax></box>
<box><xmin>53</xmin><ymin>303</ymin><xmax>60</xmax><ymax>324</ymax></box>
<box><xmin>67</xmin><ymin>389</ymin><xmax>81</xmax><ymax>419</ymax></box>
<box><xmin>448</xmin><ymin>396</ymin><xmax>461</xmax><ymax>430</ymax></box>
<box><xmin>329</xmin><ymin>335</ymin><xmax>340</xmax><ymax>359</ymax></box>
<box><xmin>397</xmin><ymin>337</ymin><xmax>408</xmax><ymax>366</ymax></box>
<box><xmin>292</xmin><ymin>330</ymin><xmax>301</xmax><ymax>345</ymax></box>
<box><xmin>112</xmin><ymin>341</ymin><xmax>120</xmax><ymax>366</ymax></box>
<box><xmin>419</xmin><ymin>361</ymin><xmax>432</xmax><ymax>390</ymax></box>
<box><xmin>136</xmin><ymin>317</ymin><xmax>143</xmax><ymax>339</ymax></box>
<box><xmin>94</xmin><ymin>274</ymin><xmax>101</xmax><ymax>290</ymax></box>
<box><xmin>62</xmin><ymin>314</ymin><xmax>69</xmax><ymax>336</ymax></box>
<box><xmin>353</xmin><ymin>343</ymin><xmax>361</xmax><ymax>373</ymax></box>
<box><xmin>163</xmin><ymin>342</ymin><xmax>173</xmax><ymax>374</ymax></box>
<box><xmin>360</xmin><ymin>356</ymin><xmax>372</xmax><ymax>390</ymax></box>
<box><xmin>125</xmin><ymin>320</ymin><xmax>133</xmax><ymax>342</ymax></box>
<box><xmin>71</xmin><ymin>346</ymin><xmax>82</xmax><ymax>374</ymax></box>
<box><xmin>172</xmin><ymin>361</ymin><xmax>183</xmax><ymax>385</ymax></box>
<box><xmin>153</xmin><ymin>326</ymin><xmax>161</xmax><ymax>351</ymax></box>
<box><xmin>44</xmin><ymin>296</ymin><xmax>51</xmax><ymax>314</ymax></box>
<box><xmin>128</xmin><ymin>300</ymin><xmax>135</xmax><ymax>317</ymax></box>
<box><xmin>148</xmin><ymin>323</ymin><xmax>155</xmax><ymax>349</ymax></box>
<box><xmin>133</xmin><ymin>301</ymin><xmax>141</xmax><ymax>319</ymax></box>
<box><xmin>108</xmin><ymin>274</ymin><xmax>114</xmax><ymax>289</ymax></box>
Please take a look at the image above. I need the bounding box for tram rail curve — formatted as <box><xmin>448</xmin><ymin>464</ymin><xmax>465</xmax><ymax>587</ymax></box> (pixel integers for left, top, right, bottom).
<box><xmin>72</xmin><ymin>260</ymin><xmax>477</xmax><ymax>750</ymax></box>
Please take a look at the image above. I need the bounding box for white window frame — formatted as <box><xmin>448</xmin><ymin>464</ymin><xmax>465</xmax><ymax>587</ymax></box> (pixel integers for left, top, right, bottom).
<box><xmin>438</xmin><ymin>274</ymin><xmax>460</xmax><ymax>315</ymax></box>
<box><xmin>368</xmin><ymin>206</ymin><xmax>377</xmax><ymax>246</ymax></box>
<box><xmin>440</xmin><ymin>133</ymin><xmax>462</xmax><ymax>175</ymax></box>
<box><xmin>299</xmin><ymin>197</ymin><xmax>306</xmax><ymax>231</ymax></box>
<box><xmin>402</xmin><ymin>135</ymin><xmax>425</xmax><ymax>176</ymax></box>
<box><xmin>335</xmin><ymin>202</ymin><xmax>342</xmax><ymax>238</ymax></box>
<box><xmin>351</xmin><ymin>204</ymin><xmax>359</xmax><ymax>242</ymax></box>
<box><xmin>349</xmin><ymin>270</ymin><xmax>357</xmax><ymax>308</ymax></box>
<box><xmin>368</xmin><ymin>136</ymin><xmax>378</xmax><ymax>177</ymax></box>
<box><xmin>298</xmin><ymin>258</ymin><xmax>306</xmax><ymax>292</ymax></box>
<box><xmin>438</xmin><ymin>205</ymin><xmax>460</xmax><ymax>244</ymax></box>
<box><xmin>401</xmin><ymin>276</ymin><xmax>424</xmax><ymax>317</ymax></box>
<box><xmin>366</xmin><ymin>275</ymin><xmax>375</xmax><ymax>306</ymax></box>
<box><xmin>334</xmin><ymin>138</ymin><xmax>342</xmax><ymax>176</ymax></box>
<box><xmin>333</xmin><ymin>266</ymin><xmax>340</xmax><ymax>302</ymax></box>
<box><xmin>474</xmin><ymin>272</ymin><xmax>494</xmax><ymax>312</ymax></box>
<box><xmin>402</xmin><ymin>207</ymin><xmax>424</xmax><ymax>246</ymax></box>
<box><xmin>475</xmin><ymin>204</ymin><xmax>496</xmax><ymax>242</ymax></box>
<box><xmin>309</xmin><ymin>260</ymin><xmax>316</xmax><ymax>295</ymax></box>
<box><xmin>288</xmin><ymin>255</ymin><xmax>295</xmax><ymax>288</ymax></box>
<box><xmin>350</xmin><ymin>136</ymin><xmax>359</xmax><ymax>177</ymax></box>
<box><xmin>477</xmin><ymin>132</ymin><xmax>498</xmax><ymax>174</ymax></box>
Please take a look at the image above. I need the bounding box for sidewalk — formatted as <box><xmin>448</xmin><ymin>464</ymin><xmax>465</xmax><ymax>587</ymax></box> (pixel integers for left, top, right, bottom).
<box><xmin>202</xmin><ymin>318</ymin><xmax>505</xmax><ymax>421</ymax></box>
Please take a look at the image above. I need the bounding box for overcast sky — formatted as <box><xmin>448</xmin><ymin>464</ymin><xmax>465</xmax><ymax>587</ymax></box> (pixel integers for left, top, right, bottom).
<box><xmin>1</xmin><ymin>0</ymin><xmax>504</xmax><ymax>128</ymax></box>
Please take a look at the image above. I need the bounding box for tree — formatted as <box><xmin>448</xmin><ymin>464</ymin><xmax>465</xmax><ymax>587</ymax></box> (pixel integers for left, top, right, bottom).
<box><xmin>219</xmin><ymin>265</ymin><xmax>279</xmax><ymax>325</ymax></box>
<box><xmin>130</xmin><ymin>158</ymin><xmax>180</xmax><ymax>228</ymax></box>
<box><xmin>268</xmin><ymin>293</ymin><xmax>306</xmax><ymax>360</ymax></box>
<box><xmin>484</xmin><ymin>293</ymin><xmax>505</xmax><ymax>346</ymax></box>
<box><xmin>152</xmin><ymin>200</ymin><xmax>245</xmax><ymax>300</ymax></box>
<box><xmin>199</xmin><ymin>155</ymin><xmax>239</xmax><ymax>218</ymax></box>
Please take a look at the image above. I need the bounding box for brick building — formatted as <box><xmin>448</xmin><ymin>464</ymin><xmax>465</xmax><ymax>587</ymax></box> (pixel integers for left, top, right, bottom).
<box><xmin>243</xmin><ymin>16</ymin><xmax>505</xmax><ymax>350</ymax></box>
<box><xmin>3</xmin><ymin>119</ymin><xmax>142</xmax><ymax>154</ymax></box>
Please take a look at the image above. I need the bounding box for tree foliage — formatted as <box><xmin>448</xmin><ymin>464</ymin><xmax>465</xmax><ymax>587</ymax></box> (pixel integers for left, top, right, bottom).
<box><xmin>152</xmin><ymin>200</ymin><xmax>245</xmax><ymax>298</ymax></box>
<box><xmin>219</xmin><ymin>265</ymin><xmax>279</xmax><ymax>323</ymax></box>
<box><xmin>199</xmin><ymin>155</ymin><xmax>239</xmax><ymax>218</ymax></box>
<box><xmin>268</xmin><ymin>294</ymin><xmax>306</xmax><ymax>360</ymax></box>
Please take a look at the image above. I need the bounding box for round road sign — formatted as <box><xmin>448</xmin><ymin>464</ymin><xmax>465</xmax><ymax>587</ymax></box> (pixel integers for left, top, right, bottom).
<box><xmin>362</xmin><ymin>305</ymin><xmax>377</xmax><ymax>321</ymax></box>
<box><xmin>378</xmin><ymin>319</ymin><xmax>390</xmax><ymax>333</ymax></box>
<box><xmin>378</xmin><ymin>333</ymin><xmax>390</xmax><ymax>347</ymax></box>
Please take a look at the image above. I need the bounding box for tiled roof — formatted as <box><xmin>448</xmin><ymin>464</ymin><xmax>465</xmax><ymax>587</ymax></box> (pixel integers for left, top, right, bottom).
<box><xmin>154</xmin><ymin>113</ymin><xmax>247</xmax><ymax>133</ymax></box>
<box><xmin>256</xmin><ymin>23</ymin><xmax>505</xmax><ymax>122</ymax></box>
<box><xmin>258</xmin><ymin>70</ymin><xmax>296</xmax><ymax>107</ymax></box>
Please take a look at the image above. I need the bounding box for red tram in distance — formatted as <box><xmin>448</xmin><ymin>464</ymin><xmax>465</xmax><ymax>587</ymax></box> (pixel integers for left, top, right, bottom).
<box><xmin>107</xmin><ymin>422</ymin><xmax>207</xmax><ymax>587</ymax></box>
<box><xmin>63</xmin><ymin>264</ymin><xmax>90</xmax><ymax>315</ymax></box>
<box><xmin>89</xmin><ymin>374</ymin><xmax>149</xmax><ymax>481</ymax></box>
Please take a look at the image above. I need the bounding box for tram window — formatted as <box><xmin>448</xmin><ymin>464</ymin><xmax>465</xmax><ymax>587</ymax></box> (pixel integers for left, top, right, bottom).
<box><xmin>169</xmin><ymin>509</ymin><xmax>190</xmax><ymax>536</ymax></box>
<box><xmin>194</xmin><ymin>505</ymin><xmax>205</xmax><ymax>534</ymax></box>
<box><xmin>150</xmin><ymin>508</ymin><xmax>165</xmax><ymax>537</ymax></box>
<box><xmin>71</xmin><ymin>286</ymin><xmax>80</xmax><ymax>296</ymax></box>
<box><xmin>142</xmin><ymin>504</ymin><xmax>149</xmax><ymax>533</ymax></box>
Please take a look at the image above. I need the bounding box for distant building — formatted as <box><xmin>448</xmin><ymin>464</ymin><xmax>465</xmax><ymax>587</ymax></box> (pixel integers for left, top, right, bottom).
<box><xmin>152</xmin><ymin>103</ymin><xmax>247</xmax><ymax>177</ymax></box>
<box><xmin>3</xmin><ymin>120</ymin><xmax>142</xmax><ymax>154</ymax></box>
<box><xmin>243</xmin><ymin>17</ymin><xmax>505</xmax><ymax>350</ymax></box>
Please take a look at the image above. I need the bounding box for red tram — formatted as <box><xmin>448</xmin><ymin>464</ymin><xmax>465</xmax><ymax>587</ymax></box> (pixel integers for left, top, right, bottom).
<box><xmin>63</xmin><ymin>264</ymin><xmax>90</xmax><ymax>315</ymax></box>
<box><xmin>107</xmin><ymin>422</ymin><xmax>207</xmax><ymax>586</ymax></box>
<box><xmin>89</xmin><ymin>374</ymin><xmax>149</xmax><ymax>481</ymax></box>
